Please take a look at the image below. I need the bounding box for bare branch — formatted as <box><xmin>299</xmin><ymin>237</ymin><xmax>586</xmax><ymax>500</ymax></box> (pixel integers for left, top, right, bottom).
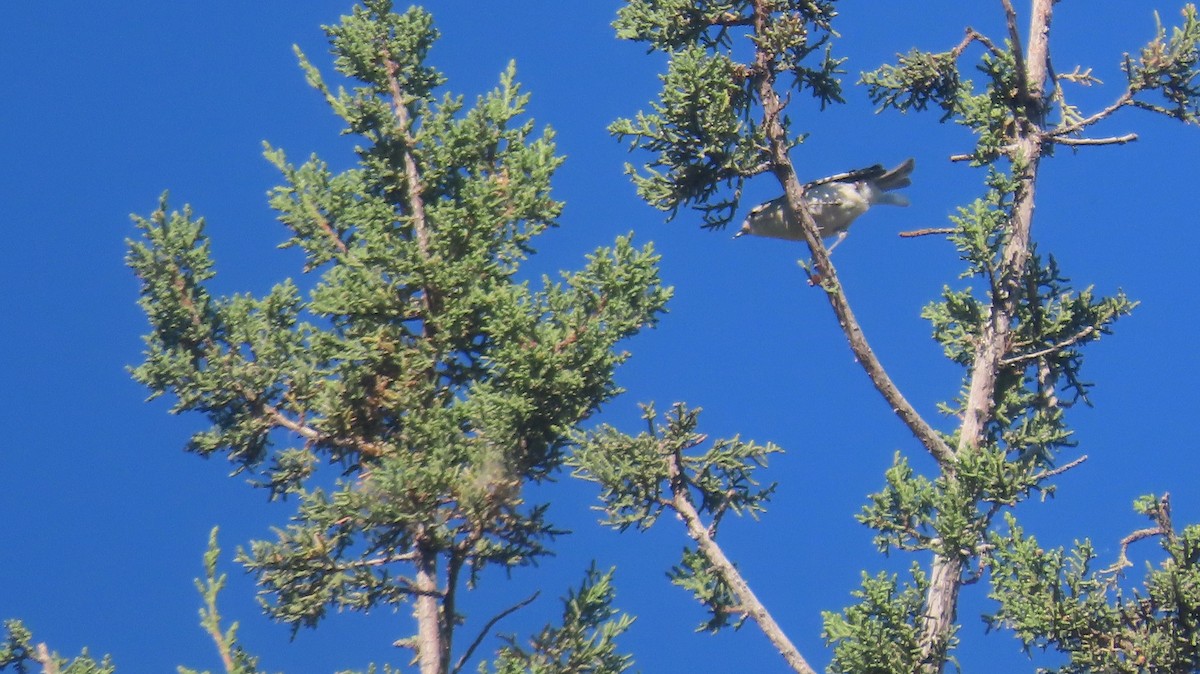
<box><xmin>1000</xmin><ymin>0</ymin><xmax>1031</xmax><ymax>108</ymax></box>
<box><xmin>339</xmin><ymin>551</ymin><xmax>421</xmax><ymax>568</ymax></box>
<box><xmin>1100</xmin><ymin>521</ymin><xmax>1168</xmax><ymax>575</ymax></box>
<box><xmin>1045</xmin><ymin>90</ymin><xmax>1134</xmax><ymax>137</ymax></box>
<box><xmin>954</xmin><ymin>27</ymin><xmax>1005</xmax><ymax>60</ymax></box>
<box><xmin>899</xmin><ymin>227</ymin><xmax>956</xmax><ymax>238</ymax></box>
<box><xmin>999</xmin><ymin>325</ymin><xmax>1097</xmax><ymax>367</ymax></box>
<box><xmin>452</xmin><ymin>592</ymin><xmax>540</xmax><ymax>674</ymax></box>
<box><xmin>949</xmin><ymin>148</ymin><xmax>1015</xmax><ymax>162</ymax></box>
<box><xmin>1051</xmin><ymin>133</ymin><xmax>1139</xmax><ymax>147</ymax></box>
<box><xmin>1030</xmin><ymin>454</ymin><xmax>1088</xmax><ymax>482</ymax></box>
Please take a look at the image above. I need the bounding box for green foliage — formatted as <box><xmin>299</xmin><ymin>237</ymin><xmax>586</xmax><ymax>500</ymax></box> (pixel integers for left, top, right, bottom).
<box><xmin>179</xmin><ymin>528</ymin><xmax>271</xmax><ymax>674</ymax></box>
<box><xmin>486</xmin><ymin>566</ymin><xmax>635</xmax><ymax>674</ymax></box>
<box><xmin>925</xmin><ymin>166</ymin><xmax>1137</xmax><ymax>465</ymax></box>
<box><xmin>861</xmin><ymin>48</ymin><xmax>962</xmax><ymax>121</ymax></box>
<box><xmin>0</xmin><ymin>620</ymin><xmax>114</xmax><ymax>674</ymax></box>
<box><xmin>857</xmin><ymin>453</ymin><xmax>938</xmax><ymax>554</ymax></box>
<box><xmin>987</xmin><ymin>500</ymin><xmax>1200</xmax><ymax>673</ymax></box>
<box><xmin>609</xmin><ymin>46</ymin><xmax>765</xmax><ymax>226</ymax></box>
<box><xmin>667</xmin><ymin>547</ymin><xmax>742</xmax><ymax>633</ymax></box>
<box><xmin>1124</xmin><ymin>5</ymin><xmax>1200</xmax><ymax>123</ymax></box>
<box><xmin>864</xmin><ymin>5</ymin><xmax>1200</xmax><ymax>165</ymax></box>
<box><xmin>128</xmin><ymin>0</ymin><xmax>666</xmax><ymax>667</ymax></box>
<box><xmin>864</xmin><ymin>39</ymin><xmax>1025</xmax><ymax>160</ymax></box>
<box><xmin>570</xmin><ymin>403</ymin><xmax>778</xmax><ymax>633</ymax></box>
<box><xmin>611</xmin><ymin>0</ymin><xmax>844</xmax><ymax>229</ymax></box>
<box><xmin>821</xmin><ymin>566</ymin><xmax>931</xmax><ymax>674</ymax></box>
<box><xmin>570</xmin><ymin>403</ymin><xmax>780</xmax><ymax>533</ymax></box>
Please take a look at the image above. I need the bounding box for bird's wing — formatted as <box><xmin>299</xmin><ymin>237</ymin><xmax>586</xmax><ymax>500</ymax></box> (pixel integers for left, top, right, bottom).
<box><xmin>805</xmin><ymin>163</ymin><xmax>886</xmax><ymax>188</ymax></box>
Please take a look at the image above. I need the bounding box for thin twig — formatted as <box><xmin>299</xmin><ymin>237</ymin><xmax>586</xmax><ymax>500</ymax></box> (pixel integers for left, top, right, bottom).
<box><xmin>949</xmin><ymin>148</ymin><xmax>1014</xmax><ymax>163</ymax></box>
<box><xmin>899</xmin><ymin>227</ymin><xmax>956</xmax><ymax>238</ymax></box>
<box><xmin>1045</xmin><ymin>90</ymin><xmax>1134</xmax><ymax>137</ymax></box>
<box><xmin>339</xmin><ymin>551</ymin><xmax>421</xmax><ymax>568</ymax></box>
<box><xmin>1030</xmin><ymin>454</ymin><xmax>1088</xmax><ymax>482</ymax></box>
<box><xmin>1101</xmin><ymin>526</ymin><xmax>1166</xmax><ymax>574</ymax></box>
<box><xmin>452</xmin><ymin>592</ymin><xmax>540</xmax><ymax>674</ymax></box>
<box><xmin>999</xmin><ymin>325</ymin><xmax>1097</xmax><ymax>367</ymax></box>
<box><xmin>955</xmin><ymin>27</ymin><xmax>1004</xmax><ymax>59</ymax></box>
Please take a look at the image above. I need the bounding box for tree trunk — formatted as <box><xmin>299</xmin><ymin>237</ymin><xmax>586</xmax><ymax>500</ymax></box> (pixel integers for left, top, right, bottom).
<box><xmin>414</xmin><ymin>544</ymin><xmax>446</xmax><ymax>674</ymax></box>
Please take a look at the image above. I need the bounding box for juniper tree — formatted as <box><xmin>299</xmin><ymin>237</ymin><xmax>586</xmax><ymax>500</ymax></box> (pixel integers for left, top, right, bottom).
<box><xmin>6</xmin><ymin>3</ymin><xmax>1200</xmax><ymax>674</ymax></box>
<box><xmin>122</xmin><ymin>2</ymin><xmax>666</xmax><ymax>673</ymax></box>
<box><xmin>572</xmin><ymin>2</ymin><xmax>1200</xmax><ymax>674</ymax></box>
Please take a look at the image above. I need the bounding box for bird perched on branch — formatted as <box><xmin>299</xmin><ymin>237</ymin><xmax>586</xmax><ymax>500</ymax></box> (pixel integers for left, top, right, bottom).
<box><xmin>735</xmin><ymin>158</ymin><xmax>915</xmax><ymax>251</ymax></box>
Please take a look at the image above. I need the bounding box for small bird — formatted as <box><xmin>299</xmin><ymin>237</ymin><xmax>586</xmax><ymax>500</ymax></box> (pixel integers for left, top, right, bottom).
<box><xmin>735</xmin><ymin>158</ymin><xmax>914</xmax><ymax>251</ymax></box>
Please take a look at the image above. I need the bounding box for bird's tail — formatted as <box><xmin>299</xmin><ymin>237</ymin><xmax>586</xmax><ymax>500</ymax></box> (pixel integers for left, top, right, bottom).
<box><xmin>876</xmin><ymin>157</ymin><xmax>915</xmax><ymax>192</ymax></box>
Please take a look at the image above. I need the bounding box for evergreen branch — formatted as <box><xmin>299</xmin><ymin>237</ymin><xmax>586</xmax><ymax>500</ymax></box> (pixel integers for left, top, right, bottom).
<box><xmin>661</xmin><ymin>432</ymin><xmax>816</xmax><ymax>674</ymax></box>
<box><xmin>200</xmin><ymin>590</ymin><xmax>237</xmax><ymax>674</ymax></box>
<box><xmin>302</xmin><ymin>193</ymin><xmax>350</xmax><ymax>256</ymax></box>
<box><xmin>380</xmin><ymin>49</ymin><xmax>431</xmax><ymax>263</ymax></box>
<box><xmin>153</xmin><ymin>226</ymin><xmax>383</xmax><ymax>460</ymax></box>
<box><xmin>452</xmin><ymin>592</ymin><xmax>539</xmax><ymax>674</ymax></box>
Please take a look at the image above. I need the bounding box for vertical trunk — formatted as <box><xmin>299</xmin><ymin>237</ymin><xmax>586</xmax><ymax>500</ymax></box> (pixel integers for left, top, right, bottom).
<box><xmin>918</xmin><ymin>554</ymin><xmax>965</xmax><ymax>673</ymax></box>
<box><xmin>918</xmin><ymin>3</ymin><xmax>1056</xmax><ymax>673</ymax></box>
<box><xmin>414</xmin><ymin>544</ymin><xmax>446</xmax><ymax>674</ymax></box>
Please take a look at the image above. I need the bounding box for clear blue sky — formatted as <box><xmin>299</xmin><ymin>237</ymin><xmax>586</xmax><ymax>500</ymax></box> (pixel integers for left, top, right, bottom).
<box><xmin>2</xmin><ymin>2</ymin><xmax>1198</xmax><ymax>672</ymax></box>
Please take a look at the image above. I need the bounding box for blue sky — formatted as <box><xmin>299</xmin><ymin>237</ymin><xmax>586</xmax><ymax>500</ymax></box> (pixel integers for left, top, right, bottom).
<box><xmin>2</xmin><ymin>2</ymin><xmax>1198</xmax><ymax>672</ymax></box>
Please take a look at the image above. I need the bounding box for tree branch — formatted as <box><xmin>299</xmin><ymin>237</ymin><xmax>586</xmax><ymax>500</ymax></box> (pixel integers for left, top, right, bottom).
<box><xmin>999</xmin><ymin>325</ymin><xmax>1097</xmax><ymax>367</ymax></box>
<box><xmin>1030</xmin><ymin>454</ymin><xmax>1088</xmax><ymax>482</ymax></box>
<box><xmin>899</xmin><ymin>227</ymin><xmax>957</xmax><ymax>238</ymax></box>
<box><xmin>380</xmin><ymin>43</ymin><xmax>443</xmax><ymax>341</ymax></box>
<box><xmin>1000</xmin><ymin>0</ymin><xmax>1031</xmax><ymax>110</ymax></box>
<box><xmin>451</xmin><ymin>592</ymin><xmax>539</xmax><ymax>674</ymax></box>
<box><xmin>31</xmin><ymin>644</ymin><xmax>60</xmax><ymax>674</ymax></box>
<box><xmin>749</xmin><ymin>0</ymin><xmax>954</xmax><ymax>466</ymax></box>
<box><xmin>1050</xmin><ymin>133</ymin><xmax>1138</xmax><ymax>147</ymax></box>
<box><xmin>663</xmin><ymin>435</ymin><xmax>816</xmax><ymax>674</ymax></box>
<box><xmin>1045</xmin><ymin>90</ymin><xmax>1134</xmax><ymax>137</ymax></box>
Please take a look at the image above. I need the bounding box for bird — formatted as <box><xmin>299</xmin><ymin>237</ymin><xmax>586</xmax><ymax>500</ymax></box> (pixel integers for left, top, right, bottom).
<box><xmin>735</xmin><ymin>158</ymin><xmax>914</xmax><ymax>252</ymax></box>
